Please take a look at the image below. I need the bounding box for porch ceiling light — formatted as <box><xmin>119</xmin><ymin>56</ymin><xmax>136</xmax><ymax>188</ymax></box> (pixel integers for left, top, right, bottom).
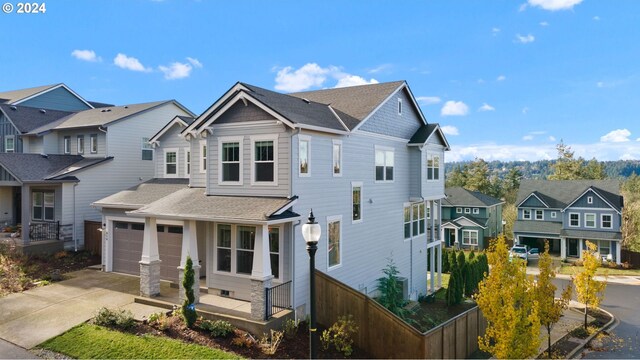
<box><xmin>302</xmin><ymin>209</ymin><xmax>321</xmax><ymax>245</ymax></box>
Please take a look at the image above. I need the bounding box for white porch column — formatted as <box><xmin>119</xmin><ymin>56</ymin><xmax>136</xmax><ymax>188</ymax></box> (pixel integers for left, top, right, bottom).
<box><xmin>578</xmin><ymin>239</ymin><xmax>584</xmax><ymax>260</ymax></box>
<box><xmin>250</xmin><ymin>224</ymin><xmax>273</xmax><ymax>321</ymax></box>
<box><xmin>437</xmin><ymin>200</ymin><xmax>442</xmax><ymax>241</ymax></box>
<box><xmin>616</xmin><ymin>241</ymin><xmax>621</xmax><ymax>265</ymax></box>
<box><xmin>429</xmin><ymin>200</ymin><xmax>436</xmax><ymax>243</ymax></box>
<box><xmin>437</xmin><ymin>243</ymin><xmax>442</xmax><ymax>288</ymax></box>
<box><xmin>179</xmin><ymin>220</ymin><xmax>200</xmax><ymax>303</ymax></box>
<box><xmin>430</xmin><ymin>246</ymin><xmax>435</xmax><ymax>293</ymax></box>
<box><xmin>140</xmin><ymin>217</ymin><xmax>161</xmax><ymax>297</ymax></box>
<box><xmin>20</xmin><ymin>184</ymin><xmax>30</xmax><ymax>246</ymax></box>
<box><xmin>560</xmin><ymin>238</ymin><xmax>567</xmax><ymax>260</ymax></box>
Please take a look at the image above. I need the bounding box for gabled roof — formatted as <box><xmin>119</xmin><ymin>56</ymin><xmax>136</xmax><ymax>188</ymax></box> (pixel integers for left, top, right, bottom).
<box><xmin>443</xmin><ymin>215</ymin><xmax>488</xmax><ymax>229</ymax></box>
<box><xmin>563</xmin><ymin>186</ymin><xmax>623</xmax><ymax>213</ymax></box>
<box><xmin>0</xmin><ymin>153</ymin><xmax>83</xmax><ymax>183</ymax></box>
<box><xmin>92</xmin><ymin>178</ymin><xmax>190</xmax><ymax>209</ymax></box>
<box><xmin>408</xmin><ymin>123</ymin><xmax>451</xmax><ymax>150</ymax></box>
<box><xmin>46</xmin><ymin>157</ymin><xmax>114</xmax><ymax>180</ymax></box>
<box><xmin>516</xmin><ymin>191</ymin><xmax>553</xmax><ymax>208</ymax></box>
<box><xmin>443</xmin><ymin>187</ymin><xmax>503</xmax><ymax>207</ymax></box>
<box><xmin>0</xmin><ymin>104</ymin><xmax>74</xmax><ymax>133</ymax></box>
<box><xmin>149</xmin><ymin>115</ymin><xmax>195</xmax><ymax>144</ymax></box>
<box><xmin>515</xmin><ymin>179</ymin><xmax>622</xmax><ymax>210</ymax></box>
<box><xmin>0</xmin><ymin>83</ymin><xmax>94</xmax><ymax>109</ymax></box>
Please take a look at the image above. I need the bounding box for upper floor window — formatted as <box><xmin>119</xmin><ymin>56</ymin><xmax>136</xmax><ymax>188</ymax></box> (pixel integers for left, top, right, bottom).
<box><xmin>327</xmin><ymin>215</ymin><xmax>342</xmax><ymax>269</ymax></box>
<box><xmin>404</xmin><ymin>202</ymin><xmax>425</xmax><ymax>239</ymax></box>
<box><xmin>465</xmin><ymin>208</ymin><xmax>471</xmax><ymax>214</ymax></box>
<box><xmin>333</xmin><ymin>140</ymin><xmax>342</xmax><ymax>177</ymax></box>
<box><xmin>585</xmin><ymin>213</ymin><xmax>596</xmax><ymax>228</ymax></box>
<box><xmin>398</xmin><ymin>98</ymin><xmax>403</xmax><ymax>115</ymax></box>
<box><xmin>601</xmin><ymin>214</ymin><xmax>612</xmax><ymax>229</ymax></box>
<box><xmin>90</xmin><ymin>134</ymin><xmax>98</xmax><ymax>154</ymax></box>
<box><xmin>535</xmin><ymin>210</ymin><xmax>544</xmax><ymax>220</ymax></box>
<box><xmin>252</xmin><ymin>136</ymin><xmax>277</xmax><ymax>185</ymax></box>
<box><xmin>64</xmin><ymin>136</ymin><xmax>71</xmax><ymax>154</ymax></box>
<box><xmin>77</xmin><ymin>135</ymin><xmax>84</xmax><ymax>154</ymax></box>
<box><xmin>456</xmin><ymin>207</ymin><xmax>462</xmax><ymax>214</ymax></box>
<box><xmin>473</xmin><ymin>208</ymin><xmax>480</xmax><ymax>215</ymax></box>
<box><xmin>32</xmin><ymin>191</ymin><xmax>54</xmax><ymax>221</ymax></box>
<box><xmin>185</xmin><ymin>150</ymin><xmax>191</xmax><ymax>175</ymax></box>
<box><xmin>4</xmin><ymin>135</ymin><xmax>15</xmax><ymax>153</ymax></box>
<box><xmin>427</xmin><ymin>154</ymin><xmax>440</xmax><ymax>180</ymax></box>
<box><xmin>164</xmin><ymin>149</ymin><xmax>178</xmax><ymax>177</ymax></box>
<box><xmin>352</xmin><ymin>182</ymin><xmax>362</xmax><ymax>222</ymax></box>
<box><xmin>551</xmin><ymin>211</ymin><xmax>557</xmax><ymax>219</ymax></box>
<box><xmin>220</xmin><ymin>138</ymin><xmax>242</xmax><ymax>183</ymax></box>
<box><xmin>200</xmin><ymin>140</ymin><xmax>207</xmax><ymax>173</ymax></box>
<box><xmin>375</xmin><ymin>146</ymin><xmax>394</xmax><ymax>182</ymax></box>
<box><xmin>569</xmin><ymin>213</ymin><xmax>580</xmax><ymax>227</ymax></box>
<box><xmin>141</xmin><ymin>137</ymin><xmax>153</xmax><ymax>160</ymax></box>
<box><xmin>299</xmin><ymin>136</ymin><xmax>310</xmax><ymax>176</ymax></box>
<box><xmin>523</xmin><ymin>209</ymin><xmax>531</xmax><ymax>220</ymax></box>
<box><xmin>587</xmin><ymin>196</ymin><xmax>593</xmax><ymax>204</ymax></box>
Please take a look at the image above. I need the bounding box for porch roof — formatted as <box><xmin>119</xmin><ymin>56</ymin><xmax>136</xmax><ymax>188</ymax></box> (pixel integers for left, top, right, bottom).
<box><xmin>127</xmin><ymin>187</ymin><xmax>299</xmax><ymax>223</ymax></box>
<box><xmin>513</xmin><ymin>220</ymin><xmax>562</xmax><ymax>236</ymax></box>
<box><xmin>0</xmin><ymin>153</ymin><xmax>85</xmax><ymax>183</ymax></box>
<box><xmin>560</xmin><ymin>229</ymin><xmax>622</xmax><ymax>241</ymax></box>
<box><xmin>92</xmin><ymin>178</ymin><xmax>190</xmax><ymax>209</ymax></box>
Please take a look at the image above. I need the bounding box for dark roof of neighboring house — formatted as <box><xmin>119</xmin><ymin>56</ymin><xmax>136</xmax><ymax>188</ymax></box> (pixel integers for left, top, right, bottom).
<box><xmin>560</xmin><ymin>229</ymin><xmax>622</xmax><ymax>241</ymax></box>
<box><xmin>0</xmin><ymin>104</ymin><xmax>75</xmax><ymax>133</ymax></box>
<box><xmin>516</xmin><ymin>179</ymin><xmax>622</xmax><ymax>210</ymax></box>
<box><xmin>176</xmin><ymin>115</ymin><xmax>196</xmax><ymax>125</ymax></box>
<box><xmin>408</xmin><ymin>123</ymin><xmax>439</xmax><ymax>144</ymax></box>
<box><xmin>443</xmin><ymin>187</ymin><xmax>503</xmax><ymax>207</ymax></box>
<box><xmin>149</xmin><ymin>115</ymin><xmax>196</xmax><ymax>143</ymax></box>
<box><xmin>443</xmin><ymin>215</ymin><xmax>488</xmax><ymax>228</ymax></box>
<box><xmin>513</xmin><ymin>220</ymin><xmax>564</xmax><ymax>237</ymax></box>
<box><xmin>0</xmin><ymin>84</ymin><xmax>59</xmax><ymax>104</ymax></box>
<box><xmin>128</xmin><ymin>187</ymin><xmax>299</xmax><ymax>222</ymax></box>
<box><xmin>0</xmin><ymin>153</ymin><xmax>83</xmax><ymax>182</ymax></box>
<box><xmin>46</xmin><ymin>157</ymin><xmax>114</xmax><ymax>179</ymax></box>
<box><xmin>92</xmin><ymin>178</ymin><xmax>190</xmax><ymax>209</ymax></box>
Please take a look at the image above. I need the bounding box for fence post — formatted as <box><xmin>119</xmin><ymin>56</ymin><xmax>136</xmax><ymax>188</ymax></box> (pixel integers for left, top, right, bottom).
<box><xmin>56</xmin><ymin>221</ymin><xmax>60</xmax><ymax>240</ymax></box>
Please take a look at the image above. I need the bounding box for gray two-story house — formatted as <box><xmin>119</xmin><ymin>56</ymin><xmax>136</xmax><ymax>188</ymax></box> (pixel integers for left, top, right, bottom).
<box><xmin>0</xmin><ymin>83</ymin><xmax>193</xmax><ymax>253</ymax></box>
<box><xmin>513</xmin><ymin>179</ymin><xmax>623</xmax><ymax>263</ymax></box>
<box><xmin>441</xmin><ymin>187</ymin><xmax>504</xmax><ymax>250</ymax></box>
<box><xmin>94</xmin><ymin>80</ymin><xmax>450</xmax><ymax>323</ymax></box>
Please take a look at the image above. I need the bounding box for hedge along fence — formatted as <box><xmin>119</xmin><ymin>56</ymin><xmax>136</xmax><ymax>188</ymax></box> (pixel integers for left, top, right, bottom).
<box><xmin>315</xmin><ymin>270</ymin><xmax>488</xmax><ymax>359</ymax></box>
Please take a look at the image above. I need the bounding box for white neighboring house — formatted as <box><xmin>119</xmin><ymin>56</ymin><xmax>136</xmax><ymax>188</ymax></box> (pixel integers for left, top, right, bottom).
<box><xmin>94</xmin><ymin>80</ymin><xmax>450</xmax><ymax>323</ymax></box>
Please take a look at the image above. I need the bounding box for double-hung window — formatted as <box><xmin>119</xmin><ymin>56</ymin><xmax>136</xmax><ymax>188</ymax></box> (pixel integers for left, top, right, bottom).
<box><xmin>569</xmin><ymin>213</ymin><xmax>580</xmax><ymax>227</ymax></box>
<box><xmin>64</xmin><ymin>136</ymin><xmax>71</xmax><ymax>154</ymax></box>
<box><xmin>352</xmin><ymin>182</ymin><xmax>362</xmax><ymax>222</ymax></box>
<box><xmin>427</xmin><ymin>154</ymin><xmax>440</xmax><ymax>180</ymax></box>
<box><xmin>462</xmin><ymin>230</ymin><xmax>479</xmax><ymax>246</ymax></box>
<box><xmin>219</xmin><ymin>137</ymin><xmax>242</xmax><ymax>184</ymax></box>
<box><xmin>523</xmin><ymin>209</ymin><xmax>531</xmax><ymax>220</ymax></box>
<box><xmin>185</xmin><ymin>149</ymin><xmax>191</xmax><ymax>175</ymax></box>
<box><xmin>585</xmin><ymin>213</ymin><xmax>596</xmax><ymax>228</ymax></box>
<box><xmin>164</xmin><ymin>148</ymin><xmax>178</xmax><ymax>177</ymax></box>
<box><xmin>404</xmin><ymin>202</ymin><xmax>426</xmax><ymax>239</ymax></box>
<box><xmin>90</xmin><ymin>134</ymin><xmax>98</xmax><ymax>154</ymax></box>
<box><xmin>252</xmin><ymin>136</ymin><xmax>277</xmax><ymax>184</ymax></box>
<box><xmin>216</xmin><ymin>225</ymin><xmax>232</xmax><ymax>272</ymax></box>
<box><xmin>375</xmin><ymin>146</ymin><xmax>394</xmax><ymax>181</ymax></box>
<box><xmin>215</xmin><ymin>224</ymin><xmax>279</xmax><ymax>278</ymax></box>
<box><xmin>601</xmin><ymin>214</ymin><xmax>612</xmax><ymax>229</ymax></box>
<box><xmin>4</xmin><ymin>135</ymin><xmax>15</xmax><ymax>153</ymax></box>
<box><xmin>299</xmin><ymin>135</ymin><xmax>310</xmax><ymax>176</ymax></box>
<box><xmin>535</xmin><ymin>210</ymin><xmax>544</xmax><ymax>220</ymax></box>
<box><xmin>77</xmin><ymin>135</ymin><xmax>84</xmax><ymax>154</ymax></box>
<box><xmin>327</xmin><ymin>216</ymin><xmax>342</xmax><ymax>269</ymax></box>
<box><xmin>142</xmin><ymin>137</ymin><xmax>153</xmax><ymax>160</ymax></box>
<box><xmin>32</xmin><ymin>191</ymin><xmax>54</xmax><ymax>221</ymax></box>
<box><xmin>269</xmin><ymin>227</ymin><xmax>280</xmax><ymax>279</ymax></box>
<box><xmin>332</xmin><ymin>140</ymin><xmax>342</xmax><ymax>176</ymax></box>
<box><xmin>236</xmin><ymin>226</ymin><xmax>255</xmax><ymax>275</ymax></box>
<box><xmin>200</xmin><ymin>140</ymin><xmax>207</xmax><ymax>173</ymax></box>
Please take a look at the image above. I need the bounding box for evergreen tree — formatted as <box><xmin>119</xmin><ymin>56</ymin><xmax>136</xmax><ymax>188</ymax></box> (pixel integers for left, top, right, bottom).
<box><xmin>442</xmin><ymin>249</ymin><xmax>451</xmax><ymax>273</ymax></box>
<box><xmin>181</xmin><ymin>256</ymin><xmax>197</xmax><ymax>328</ymax></box>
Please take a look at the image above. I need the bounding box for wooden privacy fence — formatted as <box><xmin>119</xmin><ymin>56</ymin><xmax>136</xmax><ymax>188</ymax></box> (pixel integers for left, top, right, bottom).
<box><xmin>84</xmin><ymin>220</ymin><xmax>102</xmax><ymax>255</ymax></box>
<box><xmin>621</xmin><ymin>249</ymin><xmax>640</xmax><ymax>267</ymax></box>
<box><xmin>316</xmin><ymin>270</ymin><xmax>487</xmax><ymax>359</ymax></box>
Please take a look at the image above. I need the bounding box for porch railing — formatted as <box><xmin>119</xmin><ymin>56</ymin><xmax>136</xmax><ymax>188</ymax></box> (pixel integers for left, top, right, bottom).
<box><xmin>29</xmin><ymin>221</ymin><xmax>60</xmax><ymax>242</ymax></box>
<box><xmin>265</xmin><ymin>280</ymin><xmax>292</xmax><ymax>320</ymax></box>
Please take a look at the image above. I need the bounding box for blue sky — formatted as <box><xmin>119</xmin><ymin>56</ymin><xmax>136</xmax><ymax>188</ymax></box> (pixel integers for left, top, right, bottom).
<box><xmin>2</xmin><ymin>0</ymin><xmax>639</xmax><ymax>162</ymax></box>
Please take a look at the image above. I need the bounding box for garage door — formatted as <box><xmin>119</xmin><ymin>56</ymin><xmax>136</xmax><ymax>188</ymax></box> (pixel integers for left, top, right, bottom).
<box><xmin>112</xmin><ymin>222</ymin><xmax>182</xmax><ymax>282</ymax></box>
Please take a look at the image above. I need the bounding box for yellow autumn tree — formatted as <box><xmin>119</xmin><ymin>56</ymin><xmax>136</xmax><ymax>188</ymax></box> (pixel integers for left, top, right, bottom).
<box><xmin>476</xmin><ymin>235</ymin><xmax>540</xmax><ymax>359</ymax></box>
<box><xmin>535</xmin><ymin>241</ymin><xmax>572</xmax><ymax>358</ymax></box>
<box><xmin>573</xmin><ymin>241</ymin><xmax>607</xmax><ymax>329</ymax></box>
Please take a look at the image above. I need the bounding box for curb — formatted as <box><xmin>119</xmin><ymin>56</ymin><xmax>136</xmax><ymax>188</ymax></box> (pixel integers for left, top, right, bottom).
<box><xmin>565</xmin><ymin>306</ymin><xmax>616</xmax><ymax>359</ymax></box>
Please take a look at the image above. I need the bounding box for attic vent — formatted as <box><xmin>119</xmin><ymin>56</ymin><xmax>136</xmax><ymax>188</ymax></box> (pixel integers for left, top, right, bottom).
<box><xmin>101</xmin><ymin>109</ymin><xmax>112</xmax><ymax>112</ymax></box>
<box><xmin>9</xmin><ymin>106</ymin><xmax>16</xmax><ymax>110</ymax></box>
<box><xmin>40</xmin><ymin>153</ymin><xmax>48</xmax><ymax>158</ymax></box>
<box><xmin>39</xmin><ymin>109</ymin><xmax>46</xmax><ymax>114</ymax></box>
<box><xmin>301</xmin><ymin>98</ymin><xmax>310</xmax><ymax>104</ymax></box>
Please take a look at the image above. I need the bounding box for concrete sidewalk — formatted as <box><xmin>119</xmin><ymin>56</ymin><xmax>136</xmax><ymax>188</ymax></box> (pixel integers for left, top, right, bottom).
<box><xmin>0</xmin><ymin>270</ymin><xmax>166</xmax><ymax>350</ymax></box>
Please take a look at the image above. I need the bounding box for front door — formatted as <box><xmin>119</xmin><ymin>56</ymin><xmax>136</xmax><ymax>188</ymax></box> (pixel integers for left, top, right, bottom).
<box><xmin>568</xmin><ymin>239</ymin><xmax>578</xmax><ymax>257</ymax></box>
<box><xmin>13</xmin><ymin>187</ymin><xmax>21</xmax><ymax>224</ymax></box>
<box><xmin>449</xmin><ymin>229</ymin><xmax>456</xmax><ymax>247</ymax></box>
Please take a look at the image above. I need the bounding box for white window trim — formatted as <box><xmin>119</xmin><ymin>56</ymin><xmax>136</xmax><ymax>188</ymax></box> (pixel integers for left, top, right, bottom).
<box><xmin>601</xmin><ymin>214</ymin><xmax>613</xmax><ymax>229</ymax></box>
<box><xmin>32</xmin><ymin>191</ymin><xmax>55</xmax><ymax>222</ymax></box>
<box><xmin>426</xmin><ymin>153</ymin><xmax>441</xmax><ymax>181</ymax></box>
<box><xmin>76</xmin><ymin>135</ymin><xmax>84</xmax><ymax>154</ymax></box>
<box><xmin>551</xmin><ymin>211</ymin><xmax>557</xmax><ymax>219</ymax></box>
<box><xmin>199</xmin><ymin>140</ymin><xmax>207</xmax><ymax>174</ymax></box>
<box><xmin>374</xmin><ymin>145</ymin><xmax>394</xmax><ymax>183</ymax></box>
<box><xmin>218</xmin><ymin>136</ymin><xmax>244</xmax><ymax>185</ymax></box>
<box><xmin>64</xmin><ymin>136</ymin><xmax>71</xmax><ymax>154</ymax></box>
<box><xmin>352</xmin><ymin>181</ymin><xmax>363</xmax><ymax>224</ymax></box>
<box><xmin>184</xmin><ymin>148</ymin><xmax>191</xmax><ymax>176</ymax></box>
<box><xmin>523</xmin><ymin>209</ymin><xmax>531</xmax><ymax>220</ymax></box>
<box><xmin>587</xmin><ymin>196</ymin><xmax>593</xmax><ymax>204</ymax></box>
<box><xmin>332</xmin><ymin>139</ymin><xmax>342</xmax><ymax>177</ymax></box>
<box><xmin>327</xmin><ymin>215</ymin><xmax>343</xmax><ymax>271</ymax></box>
<box><xmin>268</xmin><ymin>226</ymin><xmax>283</xmax><ymax>281</ymax></box>
<box><xmin>456</xmin><ymin>207</ymin><xmax>462</xmax><ymax>214</ymax></box>
<box><xmin>90</xmin><ymin>134</ymin><xmax>98</xmax><ymax>154</ymax></box>
<box><xmin>298</xmin><ymin>135</ymin><xmax>311</xmax><ymax>177</ymax></box>
<box><xmin>141</xmin><ymin>137</ymin><xmax>153</xmax><ymax>161</ymax></box>
<box><xmin>462</xmin><ymin>230</ymin><xmax>479</xmax><ymax>246</ymax></box>
<box><xmin>4</xmin><ymin>135</ymin><xmax>15</xmax><ymax>153</ymax></box>
<box><xmin>598</xmin><ymin>240</ymin><xmax>611</xmax><ymax>255</ymax></box>
<box><xmin>164</xmin><ymin>148</ymin><xmax>179</xmax><ymax>178</ymax></box>
<box><xmin>569</xmin><ymin>212</ymin><xmax>580</xmax><ymax>227</ymax></box>
<box><xmin>585</xmin><ymin>213</ymin><xmax>596</xmax><ymax>228</ymax></box>
<box><xmin>473</xmin><ymin>208</ymin><xmax>480</xmax><ymax>215</ymax></box>
<box><xmin>535</xmin><ymin>209</ymin><xmax>544</xmax><ymax>221</ymax></box>
<box><xmin>464</xmin><ymin>208</ymin><xmax>471</xmax><ymax>214</ymax></box>
<box><xmin>250</xmin><ymin>134</ymin><xmax>278</xmax><ymax>186</ymax></box>
<box><xmin>398</xmin><ymin>98</ymin><xmax>403</xmax><ymax>115</ymax></box>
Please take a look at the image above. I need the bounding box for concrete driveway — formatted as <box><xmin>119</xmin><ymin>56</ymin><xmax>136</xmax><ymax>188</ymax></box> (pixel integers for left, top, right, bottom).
<box><xmin>0</xmin><ymin>269</ymin><xmax>164</xmax><ymax>349</ymax></box>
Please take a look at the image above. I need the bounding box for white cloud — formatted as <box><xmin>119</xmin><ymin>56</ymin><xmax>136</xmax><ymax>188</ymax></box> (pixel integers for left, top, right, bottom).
<box><xmin>597</xmin><ymin>81</ymin><xmax>604</xmax><ymax>88</ymax></box>
<box><xmin>593</xmin><ymin>16</ymin><xmax>600</xmax><ymax>21</ymax></box>
<box><xmin>492</xmin><ymin>27</ymin><xmax>501</xmax><ymax>35</ymax></box>
<box><xmin>274</xmin><ymin>63</ymin><xmax>378</xmax><ymax>92</ymax></box>
<box><xmin>522</xmin><ymin>107</ymin><xmax>530</xmax><ymax>114</ymax></box>
<box><xmin>368</xmin><ymin>64</ymin><xmax>392</xmax><ymax>74</ymax></box>
<box><xmin>113</xmin><ymin>53</ymin><xmax>151</xmax><ymax>72</ymax></box>
<box><xmin>601</xmin><ymin>129</ymin><xmax>631</xmax><ymax>143</ymax></box>
<box><xmin>158</xmin><ymin>62</ymin><xmax>192</xmax><ymax>80</ymax></box>
<box><xmin>416</xmin><ymin>96</ymin><xmax>442</xmax><ymax>105</ymax></box>
<box><xmin>549</xmin><ymin>136</ymin><xmax>556</xmax><ymax>141</ymax></box>
<box><xmin>186</xmin><ymin>57</ymin><xmax>203</xmax><ymax>68</ymax></box>
<box><xmin>540</xmin><ymin>21</ymin><xmax>550</xmax><ymax>26</ymax></box>
<box><xmin>523</xmin><ymin>135</ymin><xmax>534</xmax><ymax>141</ymax></box>
<box><xmin>515</xmin><ymin>34</ymin><xmax>535</xmax><ymax>44</ymax></box>
<box><xmin>478</xmin><ymin>103</ymin><xmax>495</xmax><ymax>112</ymax></box>
<box><xmin>71</xmin><ymin>49</ymin><xmax>101</xmax><ymax>62</ymax></box>
<box><xmin>441</xmin><ymin>125</ymin><xmax>459</xmax><ymax>136</ymax></box>
<box><xmin>527</xmin><ymin>0</ymin><xmax>583</xmax><ymax>11</ymax></box>
<box><xmin>441</xmin><ymin>101</ymin><xmax>469</xmax><ymax>116</ymax></box>
<box><xmin>497</xmin><ymin>75</ymin><xmax>506</xmax><ymax>81</ymax></box>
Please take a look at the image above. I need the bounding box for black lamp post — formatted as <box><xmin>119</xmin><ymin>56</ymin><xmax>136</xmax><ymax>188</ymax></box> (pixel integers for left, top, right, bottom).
<box><xmin>301</xmin><ymin>209</ymin><xmax>321</xmax><ymax>359</ymax></box>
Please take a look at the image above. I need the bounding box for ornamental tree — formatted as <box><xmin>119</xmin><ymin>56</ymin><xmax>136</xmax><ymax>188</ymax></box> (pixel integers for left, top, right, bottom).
<box><xmin>476</xmin><ymin>235</ymin><xmax>540</xmax><ymax>359</ymax></box>
<box><xmin>182</xmin><ymin>255</ymin><xmax>197</xmax><ymax>328</ymax></box>
<box><xmin>573</xmin><ymin>241</ymin><xmax>607</xmax><ymax>329</ymax></box>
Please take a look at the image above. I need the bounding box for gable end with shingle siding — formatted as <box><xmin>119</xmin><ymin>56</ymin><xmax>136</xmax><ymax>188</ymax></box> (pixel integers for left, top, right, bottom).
<box><xmin>357</xmin><ymin>88</ymin><xmax>424</xmax><ymax>140</ymax></box>
<box><xmin>18</xmin><ymin>86</ymin><xmax>92</xmax><ymax>112</ymax></box>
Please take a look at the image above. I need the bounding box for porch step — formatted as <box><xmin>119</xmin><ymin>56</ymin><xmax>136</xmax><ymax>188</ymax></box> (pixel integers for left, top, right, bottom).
<box><xmin>169</xmin><ymin>282</ymin><xmax>209</xmax><ymax>294</ymax></box>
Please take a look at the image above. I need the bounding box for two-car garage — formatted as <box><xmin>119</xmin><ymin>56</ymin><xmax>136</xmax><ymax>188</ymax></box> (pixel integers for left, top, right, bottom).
<box><xmin>111</xmin><ymin>221</ymin><xmax>182</xmax><ymax>282</ymax></box>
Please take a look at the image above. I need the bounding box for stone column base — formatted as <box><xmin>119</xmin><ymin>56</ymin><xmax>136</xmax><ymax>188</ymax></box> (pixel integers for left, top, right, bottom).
<box><xmin>178</xmin><ymin>265</ymin><xmax>201</xmax><ymax>304</ymax></box>
<box><xmin>250</xmin><ymin>277</ymin><xmax>273</xmax><ymax>321</ymax></box>
<box><xmin>140</xmin><ymin>260</ymin><xmax>162</xmax><ymax>297</ymax></box>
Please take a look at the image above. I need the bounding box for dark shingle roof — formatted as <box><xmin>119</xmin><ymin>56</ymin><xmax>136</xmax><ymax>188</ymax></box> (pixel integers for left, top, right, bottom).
<box><xmin>93</xmin><ymin>178</ymin><xmax>190</xmax><ymax>209</ymax></box>
<box><xmin>513</xmin><ymin>220</ymin><xmax>563</xmax><ymax>236</ymax></box>
<box><xmin>560</xmin><ymin>229</ymin><xmax>622</xmax><ymax>241</ymax></box>
<box><xmin>88</xmin><ymin>101</ymin><xmax>114</xmax><ymax>108</ymax></box>
<box><xmin>443</xmin><ymin>187</ymin><xmax>503</xmax><ymax>207</ymax></box>
<box><xmin>409</xmin><ymin>123</ymin><xmax>439</xmax><ymax>144</ymax></box>
<box><xmin>176</xmin><ymin>115</ymin><xmax>196</xmax><ymax>125</ymax></box>
<box><xmin>516</xmin><ymin>180</ymin><xmax>622</xmax><ymax>210</ymax></box>
<box><xmin>444</xmin><ymin>215</ymin><xmax>488</xmax><ymax>228</ymax></box>
<box><xmin>0</xmin><ymin>153</ymin><xmax>83</xmax><ymax>182</ymax></box>
<box><xmin>0</xmin><ymin>104</ymin><xmax>74</xmax><ymax>133</ymax></box>
<box><xmin>46</xmin><ymin>157</ymin><xmax>114</xmax><ymax>179</ymax></box>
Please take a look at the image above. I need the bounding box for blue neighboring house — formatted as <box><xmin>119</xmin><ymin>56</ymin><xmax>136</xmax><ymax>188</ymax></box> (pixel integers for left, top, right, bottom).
<box><xmin>513</xmin><ymin>179</ymin><xmax>623</xmax><ymax>264</ymax></box>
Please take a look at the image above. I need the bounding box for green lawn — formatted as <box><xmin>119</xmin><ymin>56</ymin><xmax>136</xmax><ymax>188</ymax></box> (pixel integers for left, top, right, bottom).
<box><xmin>558</xmin><ymin>265</ymin><xmax>640</xmax><ymax>276</ymax></box>
<box><xmin>434</xmin><ymin>273</ymin><xmax>450</xmax><ymax>301</ymax></box>
<box><xmin>38</xmin><ymin>324</ymin><xmax>240</xmax><ymax>359</ymax></box>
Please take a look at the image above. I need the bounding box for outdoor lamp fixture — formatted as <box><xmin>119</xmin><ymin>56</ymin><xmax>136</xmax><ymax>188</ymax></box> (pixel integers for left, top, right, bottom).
<box><xmin>301</xmin><ymin>209</ymin><xmax>321</xmax><ymax>359</ymax></box>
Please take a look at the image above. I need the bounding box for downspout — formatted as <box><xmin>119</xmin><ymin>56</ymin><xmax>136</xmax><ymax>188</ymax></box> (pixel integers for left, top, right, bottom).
<box><xmin>73</xmin><ymin>182</ymin><xmax>78</xmax><ymax>252</ymax></box>
<box><xmin>291</xmin><ymin>128</ymin><xmax>301</xmax><ymax>320</ymax></box>
<box><xmin>98</xmin><ymin>126</ymin><xmax>108</xmax><ymax>156</ymax></box>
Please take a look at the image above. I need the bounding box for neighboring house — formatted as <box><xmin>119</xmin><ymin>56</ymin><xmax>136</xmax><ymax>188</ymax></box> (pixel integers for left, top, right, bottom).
<box><xmin>513</xmin><ymin>179</ymin><xmax>623</xmax><ymax>264</ymax></box>
<box><xmin>441</xmin><ymin>187</ymin><xmax>504</xmax><ymax>250</ymax></box>
<box><xmin>93</xmin><ymin>80</ymin><xmax>450</xmax><ymax>322</ymax></box>
<box><xmin>0</xmin><ymin>83</ymin><xmax>193</xmax><ymax>253</ymax></box>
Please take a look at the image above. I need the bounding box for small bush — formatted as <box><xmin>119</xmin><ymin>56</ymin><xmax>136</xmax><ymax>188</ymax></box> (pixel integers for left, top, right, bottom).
<box><xmin>320</xmin><ymin>315</ymin><xmax>358</xmax><ymax>357</ymax></box>
<box><xmin>622</xmin><ymin>261</ymin><xmax>632</xmax><ymax>269</ymax></box>
<box><xmin>259</xmin><ymin>329</ymin><xmax>284</xmax><ymax>355</ymax></box>
<box><xmin>282</xmin><ymin>318</ymin><xmax>299</xmax><ymax>339</ymax></box>
<box><xmin>231</xmin><ymin>332</ymin><xmax>256</xmax><ymax>348</ymax></box>
<box><xmin>93</xmin><ymin>307</ymin><xmax>135</xmax><ymax>330</ymax></box>
<box><xmin>606</xmin><ymin>261</ymin><xmax>619</xmax><ymax>269</ymax></box>
<box><xmin>148</xmin><ymin>311</ymin><xmax>169</xmax><ymax>330</ymax></box>
<box><xmin>199</xmin><ymin>319</ymin><xmax>235</xmax><ymax>338</ymax></box>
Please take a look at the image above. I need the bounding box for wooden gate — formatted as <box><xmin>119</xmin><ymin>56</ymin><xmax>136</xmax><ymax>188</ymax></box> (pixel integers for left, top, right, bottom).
<box><xmin>84</xmin><ymin>220</ymin><xmax>102</xmax><ymax>255</ymax></box>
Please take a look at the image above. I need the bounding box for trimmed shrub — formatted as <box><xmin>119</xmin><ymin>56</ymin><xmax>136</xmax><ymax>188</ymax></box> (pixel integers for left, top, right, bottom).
<box><xmin>199</xmin><ymin>319</ymin><xmax>235</xmax><ymax>338</ymax></box>
<box><xmin>442</xmin><ymin>249</ymin><xmax>451</xmax><ymax>273</ymax></box>
<box><xmin>320</xmin><ymin>315</ymin><xmax>358</xmax><ymax>357</ymax></box>
<box><xmin>93</xmin><ymin>307</ymin><xmax>135</xmax><ymax>330</ymax></box>
<box><xmin>182</xmin><ymin>256</ymin><xmax>197</xmax><ymax>328</ymax></box>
